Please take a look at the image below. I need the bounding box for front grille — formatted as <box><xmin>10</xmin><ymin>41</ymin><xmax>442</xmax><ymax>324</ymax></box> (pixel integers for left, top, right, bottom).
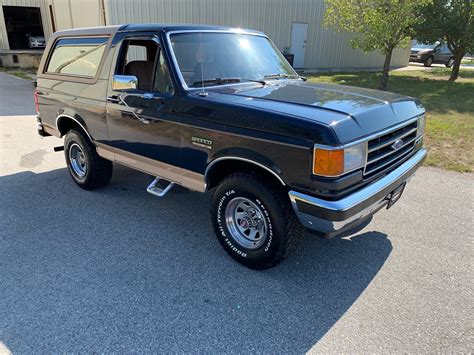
<box><xmin>364</xmin><ymin>120</ymin><xmax>418</xmax><ymax>176</ymax></box>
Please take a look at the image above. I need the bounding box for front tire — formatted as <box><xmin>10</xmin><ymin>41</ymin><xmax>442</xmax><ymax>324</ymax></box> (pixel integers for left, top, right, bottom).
<box><xmin>64</xmin><ymin>129</ymin><xmax>113</xmax><ymax>190</ymax></box>
<box><xmin>211</xmin><ymin>172</ymin><xmax>304</xmax><ymax>269</ymax></box>
<box><xmin>424</xmin><ymin>56</ymin><xmax>433</xmax><ymax>67</ymax></box>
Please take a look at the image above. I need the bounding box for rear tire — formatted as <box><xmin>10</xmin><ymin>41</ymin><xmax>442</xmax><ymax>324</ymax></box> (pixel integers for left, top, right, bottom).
<box><xmin>211</xmin><ymin>172</ymin><xmax>304</xmax><ymax>269</ymax></box>
<box><xmin>423</xmin><ymin>56</ymin><xmax>433</xmax><ymax>67</ymax></box>
<box><xmin>64</xmin><ymin>129</ymin><xmax>113</xmax><ymax>190</ymax></box>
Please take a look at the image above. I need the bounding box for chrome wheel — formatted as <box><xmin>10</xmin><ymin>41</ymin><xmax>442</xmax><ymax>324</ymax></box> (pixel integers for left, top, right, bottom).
<box><xmin>69</xmin><ymin>143</ymin><xmax>87</xmax><ymax>178</ymax></box>
<box><xmin>225</xmin><ymin>197</ymin><xmax>268</xmax><ymax>249</ymax></box>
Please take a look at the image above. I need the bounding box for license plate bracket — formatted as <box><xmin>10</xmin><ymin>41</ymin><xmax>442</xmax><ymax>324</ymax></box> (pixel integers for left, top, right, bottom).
<box><xmin>386</xmin><ymin>183</ymin><xmax>406</xmax><ymax>209</ymax></box>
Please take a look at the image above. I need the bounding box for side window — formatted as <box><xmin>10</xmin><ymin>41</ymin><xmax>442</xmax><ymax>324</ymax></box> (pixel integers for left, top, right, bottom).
<box><xmin>116</xmin><ymin>39</ymin><xmax>173</xmax><ymax>95</ymax></box>
<box><xmin>153</xmin><ymin>51</ymin><xmax>173</xmax><ymax>94</ymax></box>
<box><xmin>46</xmin><ymin>37</ymin><xmax>108</xmax><ymax>77</ymax></box>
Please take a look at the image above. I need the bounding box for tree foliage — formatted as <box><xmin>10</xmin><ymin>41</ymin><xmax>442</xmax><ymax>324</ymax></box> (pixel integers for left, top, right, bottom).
<box><xmin>324</xmin><ymin>0</ymin><xmax>431</xmax><ymax>90</ymax></box>
<box><xmin>414</xmin><ymin>0</ymin><xmax>473</xmax><ymax>81</ymax></box>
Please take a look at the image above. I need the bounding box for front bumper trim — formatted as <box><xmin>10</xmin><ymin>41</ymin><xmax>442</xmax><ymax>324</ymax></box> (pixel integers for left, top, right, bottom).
<box><xmin>289</xmin><ymin>148</ymin><xmax>427</xmax><ymax>237</ymax></box>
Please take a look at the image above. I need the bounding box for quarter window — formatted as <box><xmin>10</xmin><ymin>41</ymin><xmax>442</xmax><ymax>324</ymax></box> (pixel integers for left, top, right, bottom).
<box><xmin>46</xmin><ymin>37</ymin><xmax>108</xmax><ymax>77</ymax></box>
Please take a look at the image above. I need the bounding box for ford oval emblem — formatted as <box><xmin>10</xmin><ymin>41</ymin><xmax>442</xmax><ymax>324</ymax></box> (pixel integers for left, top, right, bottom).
<box><xmin>391</xmin><ymin>139</ymin><xmax>404</xmax><ymax>150</ymax></box>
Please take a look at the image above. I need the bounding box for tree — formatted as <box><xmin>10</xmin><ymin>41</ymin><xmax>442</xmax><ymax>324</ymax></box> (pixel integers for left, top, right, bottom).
<box><xmin>415</xmin><ymin>0</ymin><xmax>473</xmax><ymax>81</ymax></box>
<box><xmin>324</xmin><ymin>0</ymin><xmax>431</xmax><ymax>90</ymax></box>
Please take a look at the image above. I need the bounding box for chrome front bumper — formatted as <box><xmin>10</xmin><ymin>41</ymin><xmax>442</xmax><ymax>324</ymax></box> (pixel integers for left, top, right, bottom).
<box><xmin>289</xmin><ymin>148</ymin><xmax>427</xmax><ymax>237</ymax></box>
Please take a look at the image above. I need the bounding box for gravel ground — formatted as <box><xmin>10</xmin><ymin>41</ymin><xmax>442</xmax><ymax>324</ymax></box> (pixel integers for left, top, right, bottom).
<box><xmin>0</xmin><ymin>72</ymin><xmax>472</xmax><ymax>353</ymax></box>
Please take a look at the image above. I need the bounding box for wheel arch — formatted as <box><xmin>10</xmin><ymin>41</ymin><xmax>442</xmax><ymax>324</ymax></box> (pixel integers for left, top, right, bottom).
<box><xmin>205</xmin><ymin>156</ymin><xmax>286</xmax><ymax>191</ymax></box>
<box><xmin>56</xmin><ymin>114</ymin><xmax>93</xmax><ymax>142</ymax></box>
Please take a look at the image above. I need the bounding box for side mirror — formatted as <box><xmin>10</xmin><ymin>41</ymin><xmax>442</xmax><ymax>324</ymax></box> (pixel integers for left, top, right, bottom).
<box><xmin>112</xmin><ymin>75</ymin><xmax>138</xmax><ymax>91</ymax></box>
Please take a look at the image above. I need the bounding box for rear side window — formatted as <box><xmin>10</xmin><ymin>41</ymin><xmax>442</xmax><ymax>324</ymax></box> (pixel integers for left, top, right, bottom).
<box><xmin>46</xmin><ymin>37</ymin><xmax>108</xmax><ymax>77</ymax></box>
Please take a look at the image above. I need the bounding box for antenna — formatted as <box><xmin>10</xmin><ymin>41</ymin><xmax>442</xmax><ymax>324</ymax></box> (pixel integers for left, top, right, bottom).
<box><xmin>198</xmin><ymin>31</ymin><xmax>208</xmax><ymax>97</ymax></box>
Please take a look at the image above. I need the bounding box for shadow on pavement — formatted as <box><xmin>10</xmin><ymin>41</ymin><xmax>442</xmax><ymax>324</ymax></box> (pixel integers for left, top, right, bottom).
<box><xmin>0</xmin><ymin>165</ymin><xmax>392</xmax><ymax>352</ymax></box>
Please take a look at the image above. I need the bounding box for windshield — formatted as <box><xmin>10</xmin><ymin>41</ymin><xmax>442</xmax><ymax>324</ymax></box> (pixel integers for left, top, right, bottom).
<box><xmin>169</xmin><ymin>32</ymin><xmax>298</xmax><ymax>88</ymax></box>
<box><xmin>412</xmin><ymin>40</ymin><xmax>439</xmax><ymax>49</ymax></box>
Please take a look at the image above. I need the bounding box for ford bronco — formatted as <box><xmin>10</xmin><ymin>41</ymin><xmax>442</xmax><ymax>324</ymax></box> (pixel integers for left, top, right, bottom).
<box><xmin>35</xmin><ymin>24</ymin><xmax>427</xmax><ymax>269</ymax></box>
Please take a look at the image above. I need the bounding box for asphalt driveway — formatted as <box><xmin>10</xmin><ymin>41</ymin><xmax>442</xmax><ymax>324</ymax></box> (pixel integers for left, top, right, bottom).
<box><xmin>0</xmin><ymin>72</ymin><xmax>472</xmax><ymax>353</ymax></box>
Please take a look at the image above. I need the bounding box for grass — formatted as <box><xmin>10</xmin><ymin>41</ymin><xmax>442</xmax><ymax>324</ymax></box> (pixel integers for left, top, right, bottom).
<box><xmin>307</xmin><ymin>69</ymin><xmax>474</xmax><ymax>173</ymax></box>
<box><xmin>461</xmin><ymin>57</ymin><xmax>473</xmax><ymax>65</ymax></box>
<box><xmin>0</xmin><ymin>67</ymin><xmax>36</xmax><ymax>80</ymax></box>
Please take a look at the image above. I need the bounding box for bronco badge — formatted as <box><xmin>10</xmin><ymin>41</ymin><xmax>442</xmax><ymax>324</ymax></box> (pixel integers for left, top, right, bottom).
<box><xmin>191</xmin><ymin>136</ymin><xmax>213</xmax><ymax>150</ymax></box>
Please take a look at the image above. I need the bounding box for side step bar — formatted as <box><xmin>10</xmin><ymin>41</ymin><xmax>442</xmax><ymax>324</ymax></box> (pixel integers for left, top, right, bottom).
<box><xmin>147</xmin><ymin>177</ymin><xmax>174</xmax><ymax>197</ymax></box>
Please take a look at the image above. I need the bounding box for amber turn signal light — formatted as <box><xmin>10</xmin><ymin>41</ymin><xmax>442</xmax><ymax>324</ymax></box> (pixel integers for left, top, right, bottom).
<box><xmin>313</xmin><ymin>148</ymin><xmax>344</xmax><ymax>176</ymax></box>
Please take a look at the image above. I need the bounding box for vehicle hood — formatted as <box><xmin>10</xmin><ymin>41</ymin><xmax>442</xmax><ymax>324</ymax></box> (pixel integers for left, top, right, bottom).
<box><xmin>29</xmin><ymin>36</ymin><xmax>45</xmax><ymax>41</ymax></box>
<box><xmin>215</xmin><ymin>81</ymin><xmax>424</xmax><ymax>143</ymax></box>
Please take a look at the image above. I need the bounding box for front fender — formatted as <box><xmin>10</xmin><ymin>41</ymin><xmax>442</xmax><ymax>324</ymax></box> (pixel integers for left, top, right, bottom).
<box><xmin>206</xmin><ymin>147</ymin><xmax>286</xmax><ymax>186</ymax></box>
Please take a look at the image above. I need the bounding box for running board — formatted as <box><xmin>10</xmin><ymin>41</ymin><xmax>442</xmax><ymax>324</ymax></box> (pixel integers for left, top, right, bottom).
<box><xmin>147</xmin><ymin>177</ymin><xmax>174</xmax><ymax>197</ymax></box>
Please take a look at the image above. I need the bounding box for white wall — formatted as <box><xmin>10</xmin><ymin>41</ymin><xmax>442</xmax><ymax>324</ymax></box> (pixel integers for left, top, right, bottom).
<box><xmin>49</xmin><ymin>0</ymin><xmax>105</xmax><ymax>31</ymax></box>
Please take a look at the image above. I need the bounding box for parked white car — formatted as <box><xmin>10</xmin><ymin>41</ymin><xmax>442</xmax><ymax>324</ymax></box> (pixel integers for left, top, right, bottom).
<box><xmin>27</xmin><ymin>34</ymin><xmax>46</xmax><ymax>49</ymax></box>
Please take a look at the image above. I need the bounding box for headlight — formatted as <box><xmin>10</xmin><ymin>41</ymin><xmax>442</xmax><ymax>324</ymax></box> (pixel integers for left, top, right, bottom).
<box><xmin>417</xmin><ymin>114</ymin><xmax>426</xmax><ymax>137</ymax></box>
<box><xmin>313</xmin><ymin>141</ymin><xmax>366</xmax><ymax>177</ymax></box>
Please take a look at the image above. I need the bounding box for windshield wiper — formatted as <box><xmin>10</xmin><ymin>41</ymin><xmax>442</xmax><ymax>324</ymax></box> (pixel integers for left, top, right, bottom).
<box><xmin>263</xmin><ymin>73</ymin><xmax>301</xmax><ymax>80</ymax></box>
<box><xmin>240</xmin><ymin>78</ymin><xmax>267</xmax><ymax>85</ymax></box>
<box><xmin>192</xmin><ymin>77</ymin><xmax>266</xmax><ymax>87</ymax></box>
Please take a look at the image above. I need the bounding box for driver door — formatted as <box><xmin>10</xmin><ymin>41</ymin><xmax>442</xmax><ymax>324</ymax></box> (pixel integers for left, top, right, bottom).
<box><xmin>105</xmin><ymin>35</ymin><xmax>180</xmax><ymax>169</ymax></box>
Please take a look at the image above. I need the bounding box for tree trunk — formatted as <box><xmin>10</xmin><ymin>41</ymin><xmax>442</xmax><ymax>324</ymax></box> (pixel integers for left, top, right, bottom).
<box><xmin>379</xmin><ymin>46</ymin><xmax>394</xmax><ymax>91</ymax></box>
<box><xmin>449</xmin><ymin>50</ymin><xmax>465</xmax><ymax>82</ymax></box>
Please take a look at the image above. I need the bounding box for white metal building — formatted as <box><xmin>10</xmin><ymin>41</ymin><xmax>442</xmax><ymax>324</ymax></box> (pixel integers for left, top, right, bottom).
<box><xmin>0</xmin><ymin>0</ymin><xmax>410</xmax><ymax>69</ymax></box>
